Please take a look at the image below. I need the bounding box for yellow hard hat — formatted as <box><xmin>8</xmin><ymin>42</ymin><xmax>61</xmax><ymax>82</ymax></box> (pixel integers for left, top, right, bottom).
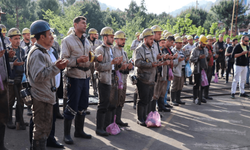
<box><xmin>151</xmin><ymin>25</ymin><xmax>162</xmax><ymax>32</ymax></box>
<box><xmin>67</xmin><ymin>27</ymin><xmax>74</xmax><ymax>36</ymax></box>
<box><xmin>114</xmin><ymin>31</ymin><xmax>126</xmax><ymax>39</ymax></box>
<box><xmin>8</xmin><ymin>28</ymin><xmax>21</xmax><ymax>37</ymax></box>
<box><xmin>88</xmin><ymin>28</ymin><xmax>97</xmax><ymax>34</ymax></box>
<box><xmin>182</xmin><ymin>36</ymin><xmax>187</xmax><ymax>39</ymax></box>
<box><xmin>0</xmin><ymin>24</ymin><xmax>7</xmax><ymax>33</ymax></box>
<box><xmin>30</xmin><ymin>35</ymin><xmax>35</xmax><ymax>39</ymax></box>
<box><xmin>135</xmin><ymin>32</ymin><xmax>140</xmax><ymax>37</ymax></box>
<box><xmin>22</xmin><ymin>28</ymin><xmax>30</xmax><ymax>34</ymax></box>
<box><xmin>160</xmin><ymin>36</ymin><xmax>166</xmax><ymax>41</ymax></box>
<box><xmin>206</xmin><ymin>35</ymin><xmax>213</xmax><ymax>40</ymax></box>
<box><xmin>139</xmin><ymin>33</ymin><xmax>143</xmax><ymax>40</ymax></box>
<box><xmin>142</xmin><ymin>28</ymin><xmax>154</xmax><ymax>38</ymax></box>
<box><xmin>175</xmin><ymin>36</ymin><xmax>183</xmax><ymax>43</ymax></box>
<box><xmin>187</xmin><ymin>35</ymin><xmax>193</xmax><ymax>40</ymax></box>
<box><xmin>199</xmin><ymin>35</ymin><xmax>208</xmax><ymax>44</ymax></box>
<box><xmin>100</xmin><ymin>27</ymin><xmax>114</xmax><ymax>36</ymax></box>
<box><xmin>164</xmin><ymin>32</ymin><xmax>173</xmax><ymax>38</ymax></box>
<box><xmin>163</xmin><ymin>30</ymin><xmax>168</xmax><ymax>35</ymax></box>
<box><xmin>174</xmin><ymin>33</ymin><xmax>180</xmax><ymax>38</ymax></box>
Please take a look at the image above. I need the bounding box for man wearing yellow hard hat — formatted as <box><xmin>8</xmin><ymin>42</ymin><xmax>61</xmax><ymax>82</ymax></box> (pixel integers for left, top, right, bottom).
<box><xmin>190</xmin><ymin>35</ymin><xmax>209</xmax><ymax>105</ymax></box>
<box><xmin>94</xmin><ymin>26</ymin><xmax>122</xmax><ymax>136</ymax></box>
<box><xmin>20</xmin><ymin>28</ymin><xmax>31</xmax><ymax>49</ymax></box>
<box><xmin>130</xmin><ymin>32</ymin><xmax>141</xmax><ymax>51</ymax></box>
<box><xmin>0</xmin><ymin>24</ymin><xmax>10</xmax><ymax>46</ymax></box>
<box><xmin>150</xmin><ymin>25</ymin><xmax>171</xmax><ymax>113</ymax></box>
<box><xmin>113</xmin><ymin>31</ymin><xmax>133</xmax><ymax>127</ymax></box>
<box><xmin>134</xmin><ymin>28</ymin><xmax>159</xmax><ymax>126</ymax></box>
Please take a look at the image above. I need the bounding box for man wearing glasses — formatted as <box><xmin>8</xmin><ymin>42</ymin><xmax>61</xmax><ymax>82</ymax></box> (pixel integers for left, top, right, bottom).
<box><xmin>231</xmin><ymin>36</ymin><xmax>250</xmax><ymax>99</ymax></box>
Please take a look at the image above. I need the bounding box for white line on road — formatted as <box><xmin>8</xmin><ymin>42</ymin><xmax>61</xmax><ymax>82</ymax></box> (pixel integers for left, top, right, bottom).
<box><xmin>193</xmin><ymin>127</ymin><xmax>246</xmax><ymax>136</ymax></box>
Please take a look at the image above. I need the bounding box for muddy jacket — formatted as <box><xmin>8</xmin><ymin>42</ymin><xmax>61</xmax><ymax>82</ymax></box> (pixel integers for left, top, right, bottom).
<box><xmin>135</xmin><ymin>43</ymin><xmax>157</xmax><ymax>85</ymax></box>
<box><xmin>172</xmin><ymin>47</ymin><xmax>186</xmax><ymax>77</ymax></box>
<box><xmin>27</xmin><ymin>43</ymin><xmax>60</xmax><ymax>104</ymax></box>
<box><xmin>87</xmin><ymin>37</ymin><xmax>102</xmax><ymax>52</ymax></box>
<box><xmin>182</xmin><ymin>43</ymin><xmax>196</xmax><ymax>57</ymax></box>
<box><xmin>130</xmin><ymin>39</ymin><xmax>141</xmax><ymax>51</ymax></box>
<box><xmin>190</xmin><ymin>46</ymin><xmax>208</xmax><ymax>74</ymax></box>
<box><xmin>20</xmin><ymin>39</ymin><xmax>31</xmax><ymax>49</ymax></box>
<box><xmin>3</xmin><ymin>36</ymin><xmax>10</xmax><ymax>47</ymax></box>
<box><xmin>95</xmin><ymin>44</ymin><xmax>120</xmax><ymax>85</ymax></box>
<box><xmin>61</xmin><ymin>32</ymin><xmax>96</xmax><ymax>79</ymax></box>
<box><xmin>213</xmin><ymin>40</ymin><xmax>227</xmax><ymax>60</ymax></box>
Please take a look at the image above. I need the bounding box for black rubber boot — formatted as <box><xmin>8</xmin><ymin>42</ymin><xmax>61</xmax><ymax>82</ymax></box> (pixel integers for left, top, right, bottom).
<box><xmin>27</xmin><ymin>106</ymin><xmax>32</xmax><ymax>116</ymax></box>
<box><xmin>63</xmin><ymin>119</ymin><xmax>73</xmax><ymax>144</ymax></box>
<box><xmin>104</xmin><ymin>110</ymin><xmax>113</xmax><ymax>129</ymax></box>
<box><xmin>150</xmin><ymin>100</ymin><xmax>157</xmax><ymax>112</ymax></box>
<box><xmin>158</xmin><ymin>97</ymin><xmax>171</xmax><ymax>112</ymax></box>
<box><xmin>116</xmin><ymin>106</ymin><xmax>128</xmax><ymax>127</ymax></box>
<box><xmin>204</xmin><ymin>86</ymin><xmax>213</xmax><ymax>100</ymax></box>
<box><xmin>74</xmin><ymin>114</ymin><xmax>92</xmax><ymax>139</ymax></box>
<box><xmin>7</xmin><ymin>107</ymin><xmax>15</xmax><ymax>129</ymax></box>
<box><xmin>176</xmin><ymin>90</ymin><xmax>185</xmax><ymax>105</ymax></box>
<box><xmin>137</xmin><ymin>104</ymin><xmax>146</xmax><ymax>126</ymax></box>
<box><xmin>0</xmin><ymin>124</ymin><xmax>7</xmax><ymax>150</ymax></box>
<box><xmin>133</xmin><ymin>93</ymin><xmax>137</xmax><ymax>109</ymax></box>
<box><xmin>170</xmin><ymin>91</ymin><xmax>179</xmax><ymax>106</ymax></box>
<box><xmin>32</xmin><ymin>139</ymin><xmax>46</xmax><ymax>150</ymax></box>
<box><xmin>96</xmin><ymin>112</ymin><xmax>109</xmax><ymax>136</ymax></box>
<box><xmin>200</xmin><ymin>88</ymin><xmax>207</xmax><ymax>103</ymax></box>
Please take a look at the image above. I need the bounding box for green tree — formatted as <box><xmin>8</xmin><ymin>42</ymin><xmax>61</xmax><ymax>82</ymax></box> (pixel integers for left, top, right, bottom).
<box><xmin>37</xmin><ymin>0</ymin><xmax>61</xmax><ymax>19</ymax></box>
<box><xmin>211</xmin><ymin>0</ymin><xmax>250</xmax><ymax>34</ymax></box>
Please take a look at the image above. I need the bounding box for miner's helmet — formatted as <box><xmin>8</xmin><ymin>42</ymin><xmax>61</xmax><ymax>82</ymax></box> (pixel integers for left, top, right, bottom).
<box><xmin>187</xmin><ymin>35</ymin><xmax>193</xmax><ymax>40</ymax></box>
<box><xmin>30</xmin><ymin>20</ymin><xmax>51</xmax><ymax>35</ymax></box>
<box><xmin>206</xmin><ymin>35</ymin><xmax>213</xmax><ymax>40</ymax></box>
<box><xmin>0</xmin><ymin>24</ymin><xmax>7</xmax><ymax>33</ymax></box>
<box><xmin>135</xmin><ymin>32</ymin><xmax>140</xmax><ymax>37</ymax></box>
<box><xmin>100</xmin><ymin>27</ymin><xmax>114</xmax><ymax>36</ymax></box>
<box><xmin>142</xmin><ymin>28</ymin><xmax>154</xmax><ymax>38</ymax></box>
<box><xmin>114</xmin><ymin>31</ymin><xmax>127</xmax><ymax>39</ymax></box>
<box><xmin>199</xmin><ymin>35</ymin><xmax>208</xmax><ymax>44</ymax></box>
<box><xmin>88</xmin><ymin>28</ymin><xmax>98</xmax><ymax>35</ymax></box>
<box><xmin>151</xmin><ymin>25</ymin><xmax>162</xmax><ymax>32</ymax></box>
<box><xmin>164</xmin><ymin>32</ymin><xmax>173</xmax><ymax>39</ymax></box>
<box><xmin>175</xmin><ymin>36</ymin><xmax>183</xmax><ymax>43</ymax></box>
<box><xmin>8</xmin><ymin>28</ymin><xmax>21</xmax><ymax>37</ymax></box>
<box><xmin>22</xmin><ymin>28</ymin><xmax>30</xmax><ymax>34</ymax></box>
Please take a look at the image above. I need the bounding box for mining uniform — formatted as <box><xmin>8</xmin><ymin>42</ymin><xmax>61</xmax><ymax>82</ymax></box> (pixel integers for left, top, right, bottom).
<box><xmin>135</xmin><ymin>43</ymin><xmax>156</xmax><ymax>124</ymax></box>
<box><xmin>183</xmin><ymin>43</ymin><xmax>196</xmax><ymax>84</ymax></box>
<box><xmin>213</xmin><ymin>40</ymin><xmax>226</xmax><ymax>78</ymax></box>
<box><xmin>20</xmin><ymin>39</ymin><xmax>32</xmax><ymax>49</ymax></box>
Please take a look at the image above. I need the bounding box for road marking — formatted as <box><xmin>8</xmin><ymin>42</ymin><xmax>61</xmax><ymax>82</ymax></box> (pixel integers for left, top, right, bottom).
<box><xmin>193</xmin><ymin>127</ymin><xmax>246</xmax><ymax>136</ymax></box>
<box><xmin>194</xmin><ymin>143</ymin><xmax>248</xmax><ymax>150</ymax></box>
<box><xmin>196</xmin><ymin>117</ymin><xmax>243</xmax><ymax>124</ymax></box>
<box><xmin>202</xmin><ymin>109</ymin><xmax>241</xmax><ymax>113</ymax></box>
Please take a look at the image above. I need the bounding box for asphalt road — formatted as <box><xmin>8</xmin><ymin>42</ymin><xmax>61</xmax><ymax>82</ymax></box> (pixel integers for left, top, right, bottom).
<box><xmin>4</xmin><ymin>76</ymin><xmax>250</xmax><ymax>150</ymax></box>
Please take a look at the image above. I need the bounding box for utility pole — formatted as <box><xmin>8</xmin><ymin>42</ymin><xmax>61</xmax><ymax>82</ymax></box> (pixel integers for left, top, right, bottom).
<box><xmin>235</xmin><ymin>0</ymin><xmax>239</xmax><ymax>35</ymax></box>
<box><xmin>230</xmin><ymin>0</ymin><xmax>236</xmax><ymax>37</ymax></box>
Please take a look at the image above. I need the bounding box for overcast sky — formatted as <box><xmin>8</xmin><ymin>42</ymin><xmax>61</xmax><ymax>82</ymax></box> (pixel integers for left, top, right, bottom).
<box><xmin>98</xmin><ymin>0</ymin><xmax>217</xmax><ymax>14</ymax></box>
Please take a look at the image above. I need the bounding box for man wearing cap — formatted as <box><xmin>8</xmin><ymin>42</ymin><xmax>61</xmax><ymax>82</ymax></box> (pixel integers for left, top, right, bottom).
<box><xmin>194</xmin><ymin>35</ymin><xmax>199</xmax><ymax>47</ymax></box>
<box><xmin>131</xmin><ymin>32</ymin><xmax>141</xmax><ymax>51</ymax></box>
<box><xmin>27</xmin><ymin>20</ymin><xmax>68</xmax><ymax>149</ymax></box>
<box><xmin>6</xmin><ymin>28</ymin><xmax>26</xmax><ymax>130</ymax></box>
<box><xmin>190</xmin><ymin>35</ymin><xmax>208</xmax><ymax>105</ymax></box>
<box><xmin>230</xmin><ymin>36</ymin><xmax>250</xmax><ymax>99</ymax></box>
<box><xmin>0</xmin><ymin>24</ymin><xmax>10</xmax><ymax>46</ymax></box>
<box><xmin>61</xmin><ymin>16</ymin><xmax>103</xmax><ymax>143</ymax></box>
<box><xmin>204</xmin><ymin>35</ymin><xmax>217</xmax><ymax>100</ymax></box>
<box><xmin>182</xmin><ymin>36</ymin><xmax>188</xmax><ymax>46</ymax></box>
<box><xmin>134</xmin><ymin>28</ymin><xmax>159</xmax><ymax>126</ymax></box>
<box><xmin>183</xmin><ymin>35</ymin><xmax>196</xmax><ymax>85</ymax></box>
<box><xmin>150</xmin><ymin>25</ymin><xmax>171</xmax><ymax>113</ymax></box>
<box><xmin>88</xmin><ymin>28</ymin><xmax>102</xmax><ymax>97</ymax></box>
<box><xmin>113</xmin><ymin>31</ymin><xmax>133</xmax><ymax>127</ymax></box>
<box><xmin>20</xmin><ymin>28</ymin><xmax>31</xmax><ymax>49</ymax></box>
<box><xmin>170</xmin><ymin>36</ymin><xmax>186</xmax><ymax>106</ymax></box>
<box><xmin>213</xmin><ymin>34</ymin><xmax>227</xmax><ymax>79</ymax></box>
<box><xmin>95</xmin><ymin>26</ymin><xmax>122</xmax><ymax>135</ymax></box>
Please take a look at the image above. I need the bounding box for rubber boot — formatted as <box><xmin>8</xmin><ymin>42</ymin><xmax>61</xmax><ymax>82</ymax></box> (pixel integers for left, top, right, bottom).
<box><xmin>0</xmin><ymin>124</ymin><xmax>7</xmax><ymax>150</ymax></box>
<box><xmin>170</xmin><ymin>91</ymin><xmax>179</xmax><ymax>106</ymax></box>
<box><xmin>6</xmin><ymin>107</ymin><xmax>15</xmax><ymax>129</ymax></box>
<box><xmin>63</xmin><ymin>118</ymin><xmax>73</xmax><ymax>144</ymax></box>
<box><xmin>133</xmin><ymin>93</ymin><xmax>137</xmax><ymax>109</ymax></box>
<box><xmin>204</xmin><ymin>86</ymin><xmax>213</xmax><ymax>100</ymax></box>
<box><xmin>176</xmin><ymin>90</ymin><xmax>185</xmax><ymax>105</ymax></box>
<box><xmin>151</xmin><ymin>100</ymin><xmax>157</xmax><ymax>112</ymax></box>
<box><xmin>193</xmin><ymin>88</ymin><xmax>201</xmax><ymax>105</ymax></box>
<box><xmin>32</xmin><ymin>139</ymin><xmax>46</xmax><ymax>150</ymax></box>
<box><xmin>95</xmin><ymin>112</ymin><xmax>109</xmax><ymax>136</ymax></box>
<box><xmin>200</xmin><ymin>88</ymin><xmax>207</xmax><ymax>103</ymax></box>
<box><xmin>104</xmin><ymin>110</ymin><xmax>113</xmax><ymax>130</ymax></box>
<box><xmin>115</xmin><ymin>106</ymin><xmax>128</xmax><ymax>127</ymax></box>
<box><xmin>74</xmin><ymin>114</ymin><xmax>92</xmax><ymax>139</ymax></box>
<box><xmin>158</xmin><ymin>97</ymin><xmax>171</xmax><ymax>112</ymax></box>
<box><xmin>137</xmin><ymin>104</ymin><xmax>146</xmax><ymax>126</ymax></box>
<box><xmin>56</xmin><ymin>103</ymin><xmax>64</xmax><ymax>119</ymax></box>
<box><xmin>16</xmin><ymin>103</ymin><xmax>26</xmax><ymax>130</ymax></box>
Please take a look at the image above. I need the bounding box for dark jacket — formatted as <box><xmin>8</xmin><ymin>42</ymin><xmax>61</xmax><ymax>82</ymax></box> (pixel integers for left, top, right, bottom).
<box><xmin>231</xmin><ymin>43</ymin><xmax>249</xmax><ymax>66</ymax></box>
